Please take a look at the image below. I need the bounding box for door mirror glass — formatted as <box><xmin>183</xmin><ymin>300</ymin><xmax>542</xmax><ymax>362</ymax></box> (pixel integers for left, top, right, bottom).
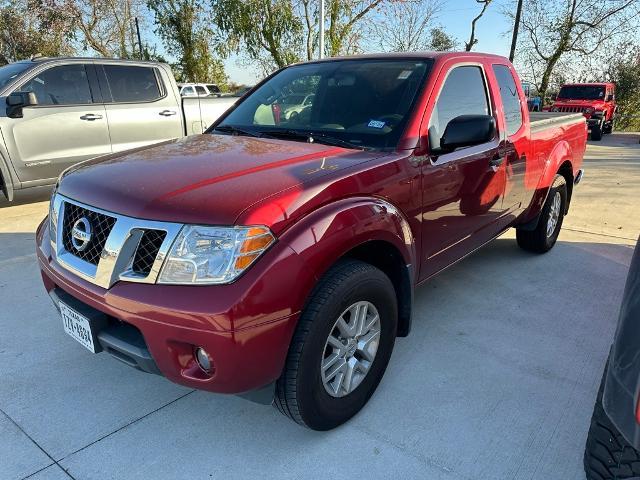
<box><xmin>6</xmin><ymin>91</ymin><xmax>38</xmax><ymax>118</ymax></box>
<box><xmin>439</xmin><ymin>114</ymin><xmax>495</xmax><ymax>152</ymax></box>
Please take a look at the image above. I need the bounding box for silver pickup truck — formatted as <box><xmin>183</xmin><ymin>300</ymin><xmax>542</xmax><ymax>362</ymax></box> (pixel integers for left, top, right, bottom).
<box><xmin>0</xmin><ymin>57</ymin><xmax>237</xmax><ymax>201</ymax></box>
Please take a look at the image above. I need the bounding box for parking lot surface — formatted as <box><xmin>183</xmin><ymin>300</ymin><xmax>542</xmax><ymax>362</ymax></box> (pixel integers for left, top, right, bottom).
<box><xmin>1</xmin><ymin>133</ymin><xmax>639</xmax><ymax>480</ymax></box>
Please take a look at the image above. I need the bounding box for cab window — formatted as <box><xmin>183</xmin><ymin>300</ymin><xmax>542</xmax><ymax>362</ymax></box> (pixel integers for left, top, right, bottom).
<box><xmin>428</xmin><ymin>66</ymin><xmax>489</xmax><ymax>149</ymax></box>
<box><xmin>20</xmin><ymin>64</ymin><xmax>93</xmax><ymax>106</ymax></box>
<box><xmin>492</xmin><ymin>64</ymin><xmax>523</xmax><ymax>136</ymax></box>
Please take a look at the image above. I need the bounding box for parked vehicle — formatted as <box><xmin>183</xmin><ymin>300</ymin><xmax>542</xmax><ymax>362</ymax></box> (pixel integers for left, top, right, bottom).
<box><xmin>233</xmin><ymin>85</ymin><xmax>253</xmax><ymax>97</ymax></box>
<box><xmin>522</xmin><ymin>81</ymin><xmax>542</xmax><ymax>111</ymax></box>
<box><xmin>0</xmin><ymin>57</ymin><xmax>236</xmax><ymax>201</ymax></box>
<box><xmin>36</xmin><ymin>52</ymin><xmax>587</xmax><ymax>430</ymax></box>
<box><xmin>584</xmin><ymin>237</ymin><xmax>640</xmax><ymax>480</ymax></box>
<box><xmin>178</xmin><ymin>83</ymin><xmax>222</xmax><ymax>97</ymax></box>
<box><xmin>548</xmin><ymin>82</ymin><xmax>616</xmax><ymax>141</ymax></box>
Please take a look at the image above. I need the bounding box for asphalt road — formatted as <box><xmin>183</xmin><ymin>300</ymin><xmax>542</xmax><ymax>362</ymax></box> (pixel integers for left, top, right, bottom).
<box><xmin>1</xmin><ymin>133</ymin><xmax>639</xmax><ymax>480</ymax></box>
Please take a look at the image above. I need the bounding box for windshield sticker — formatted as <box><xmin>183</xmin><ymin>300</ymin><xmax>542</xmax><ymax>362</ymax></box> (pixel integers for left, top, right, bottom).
<box><xmin>397</xmin><ymin>70</ymin><xmax>412</xmax><ymax>80</ymax></box>
<box><xmin>368</xmin><ymin>120</ymin><xmax>386</xmax><ymax>129</ymax></box>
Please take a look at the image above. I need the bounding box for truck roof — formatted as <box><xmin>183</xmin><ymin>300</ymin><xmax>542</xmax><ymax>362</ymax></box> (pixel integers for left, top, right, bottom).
<box><xmin>294</xmin><ymin>51</ymin><xmax>509</xmax><ymax>66</ymax></box>
<box><xmin>561</xmin><ymin>82</ymin><xmax>615</xmax><ymax>87</ymax></box>
<box><xmin>13</xmin><ymin>56</ymin><xmax>167</xmax><ymax>67</ymax></box>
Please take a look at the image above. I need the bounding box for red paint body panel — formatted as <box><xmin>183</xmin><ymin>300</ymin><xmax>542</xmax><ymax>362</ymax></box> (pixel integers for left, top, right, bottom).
<box><xmin>37</xmin><ymin>52</ymin><xmax>587</xmax><ymax>394</ymax></box>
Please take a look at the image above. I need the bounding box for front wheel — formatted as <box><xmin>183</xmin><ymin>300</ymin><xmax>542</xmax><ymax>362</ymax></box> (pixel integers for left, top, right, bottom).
<box><xmin>591</xmin><ymin>120</ymin><xmax>604</xmax><ymax>141</ymax></box>
<box><xmin>516</xmin><ymin>174</ymin><xmax>567</xmax><ymax>253</ymax></box>
<box><xmin>274</xmin><ymin>259</ymin><xmax>397</xmax><ymax>430</ymax></box>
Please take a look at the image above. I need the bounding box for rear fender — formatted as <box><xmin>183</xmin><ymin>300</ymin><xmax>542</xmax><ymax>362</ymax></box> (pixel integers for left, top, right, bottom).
<box><xmin>519</xmin><ymin>140</ymin><xmax>573</xmax><ymax>226</ymax></box>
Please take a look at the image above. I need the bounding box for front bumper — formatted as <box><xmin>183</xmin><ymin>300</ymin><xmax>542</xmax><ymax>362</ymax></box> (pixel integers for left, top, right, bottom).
<box><xmin>36</xmin><ymin>218</ymin><xmax>306</xmax><ymax>396</ymax></box>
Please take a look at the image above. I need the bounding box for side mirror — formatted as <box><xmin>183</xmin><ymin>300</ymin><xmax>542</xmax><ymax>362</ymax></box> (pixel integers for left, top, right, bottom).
<box><xmin>6</xmin><ymin>91</ymin><xmax>37</xmax><ymax>118</ymax></box>
<box><xmin>606</xmin><ymin>94</ymin><xmax>614</xmax><ymax>102</ymax></box>
<box><xmin>439</xmin><ymin>114</ymin><xmax>496</xmax><ymax>153</ymax></box>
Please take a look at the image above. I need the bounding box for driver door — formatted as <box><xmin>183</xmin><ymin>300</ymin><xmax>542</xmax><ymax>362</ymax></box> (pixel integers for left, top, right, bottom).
<box><xmin>2</xmin><ymin>63</ymin><xmax>111</xmax><ymax>184</ymax></box>
<box><xmin>420</xmin><ymin>64</ymin><xmax>507</xmax><ymax>279</ymax></box>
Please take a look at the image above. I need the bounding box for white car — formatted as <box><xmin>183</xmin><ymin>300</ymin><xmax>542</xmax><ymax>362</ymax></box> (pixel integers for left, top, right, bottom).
<box><xmin>178</xmin><ymin>83</ymin><xmax>222</xmax><ymax>97</ymax></box>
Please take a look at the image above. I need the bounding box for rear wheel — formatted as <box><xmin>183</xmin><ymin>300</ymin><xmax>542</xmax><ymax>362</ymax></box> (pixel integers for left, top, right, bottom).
<box><xmin>516</xmin><ymin>174</ymin><xmax>567</xmax><ymax>253</ymax></box>
<box><xmin>584</xmin><ymin>366</ymin><xmax>640</xmax><ymax>479</ymax></box>
<box><xmin>274</xmin><ymin>259</ymin><xmax>397</xmax><ymax>430</ymax></box>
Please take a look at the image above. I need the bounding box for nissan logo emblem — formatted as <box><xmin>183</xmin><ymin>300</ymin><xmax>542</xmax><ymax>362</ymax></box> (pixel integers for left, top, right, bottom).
<box><xmin>71</xmin><ymin>217</ymin><xmax>93</xmax><ymax>252</ymax></box>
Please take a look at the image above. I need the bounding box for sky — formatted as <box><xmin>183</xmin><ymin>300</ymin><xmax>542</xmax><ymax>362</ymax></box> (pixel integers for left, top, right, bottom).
<box><xmin>144</xmin><ymin>0</ymin><xmax>516</xmax><ymax>86</ymax></box>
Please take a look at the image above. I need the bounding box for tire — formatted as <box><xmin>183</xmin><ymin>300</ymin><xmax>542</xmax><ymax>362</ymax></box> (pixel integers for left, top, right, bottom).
<box><xmin>274</xmin><ymin>259</ymin><xmax>397</xmax><ymax>430</ymax></box>
<box><xmin>516</xmin><ymin>174</ymin><xmax>567</xmax><ymax>253</ymax></box>
<box><xmin>592</xmin><ymin>120</ymin><xmax>604</xmax><ymax>141</ymax></box>
<box><xmin>584</xmin><ymin>366</ymin><xmax>640</xmax><ymax>479</ymax></box>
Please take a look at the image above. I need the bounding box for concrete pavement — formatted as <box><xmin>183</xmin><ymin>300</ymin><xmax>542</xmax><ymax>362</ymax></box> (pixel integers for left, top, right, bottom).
<box><xmin>1</xmin><ymin>133</ymin><xmax>638</xmax><ymax>479</ymax></box>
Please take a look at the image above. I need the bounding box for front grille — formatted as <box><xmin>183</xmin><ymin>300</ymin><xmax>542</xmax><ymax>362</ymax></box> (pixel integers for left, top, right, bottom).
<box><xmin>558</xmin><ymin>106</ymin><xmax>586</xmax><ymax>113</ymax></box>
<box><xmin>62</xmin><ymin>202</ymin><xmax>116</xmax><ymax>265</ymax></box>
<box><xmin>131</xmin><ymin>230</ymin><xmax>167</xmax><ymax>275</ymax></box>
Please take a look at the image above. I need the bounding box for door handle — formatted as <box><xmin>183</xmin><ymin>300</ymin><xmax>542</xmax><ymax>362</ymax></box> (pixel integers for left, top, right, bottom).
<box><xmin>80</xmin><ymin>113</ymin><xmax>103</xmax><ymax>121</ymax></box>
<box><xmin>159</xmin><ymin>110</ymin><xmax>177</xmax><ymax>116</ymax></box>
<box><xmin>489</xmin><ymin>154</ymin><xmax>505</xmax><ymax>168</ymax></box>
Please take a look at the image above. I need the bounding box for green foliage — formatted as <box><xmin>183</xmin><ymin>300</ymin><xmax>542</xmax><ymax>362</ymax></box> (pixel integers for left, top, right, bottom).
<box><xmin>211</xmin><ymin>0</ymin><xmax>303</xmax><ymax>75</ymax></box>
<box><xmin>0</xmin><ymin>0</ymin><xmax>75</xmax><ymax>64</ymax></box>
<box><xmin>608</xmin><ymin>50</ymin><xmax>640</xmax><ymax>131</ymax></box>
<box><xmin>148</xmin><ymin>0</ymin><xmax>228</xmax><ymax>86</ymax></box>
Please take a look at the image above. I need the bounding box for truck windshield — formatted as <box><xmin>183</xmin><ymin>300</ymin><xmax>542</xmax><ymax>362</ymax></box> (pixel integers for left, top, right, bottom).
<box><xmin>558</xmin><ymin>85</ymin><xmax>606</xmax><ymax>100</ymax></box>
<box><xmin>214</xmin><ymin>58</ymin><xmax>433</xmax><ymax>150</ymax></box>
<box><xmin>0</xmin><ymin>62</ymin><xmax>33</xmax><ymax>90</ymax></box>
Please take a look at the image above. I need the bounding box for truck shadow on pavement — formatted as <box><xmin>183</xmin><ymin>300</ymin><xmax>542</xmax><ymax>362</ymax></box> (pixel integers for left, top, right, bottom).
<box><xmin>0</xmin><ymin>232</ymin><xmax>636</xmax><ymax>478</ymax></box>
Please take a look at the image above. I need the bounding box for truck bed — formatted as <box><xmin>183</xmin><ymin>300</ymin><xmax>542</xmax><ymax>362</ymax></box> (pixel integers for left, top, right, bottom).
<box><xmin>529</xmin><ymin>112</ymin><xmax>585</xmax><ymax>134</ymax></box>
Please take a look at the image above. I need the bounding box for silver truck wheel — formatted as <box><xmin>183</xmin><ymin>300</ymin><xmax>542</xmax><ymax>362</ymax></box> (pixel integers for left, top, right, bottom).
<box><xmin>546</xmin><ymin>191</ymin><xmax>562</xmax><ymax>238</ymax></box>
<box><xmin>321</xmin><ymin>301</ymin><xmax>381</xmax><ymax>397</ymax></box>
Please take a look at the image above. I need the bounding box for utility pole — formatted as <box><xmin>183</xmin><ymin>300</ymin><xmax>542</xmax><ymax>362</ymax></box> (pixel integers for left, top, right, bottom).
<box><xmin>509</xmin><ymin>0</ymin><xmax>523</xmax><ymax>62</ymax></box>
<box><xmin>319</xmin><ymin>0</ymin><xmax>325</xmax><ymax>59</ymax></box>
<box><xmin>135</xmin><ymin>17</ymin><xmax>144</xmax><ymax>60</ymax></box>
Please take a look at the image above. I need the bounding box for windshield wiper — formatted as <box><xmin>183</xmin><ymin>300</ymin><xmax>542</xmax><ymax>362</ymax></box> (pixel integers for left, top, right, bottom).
<box><xmin>213</xmin><ymin>125</ymin><xmax>262</xmax><ymax>138</ymax></box>
<box><xmin>261</xmin><ymin>129</ymin><xmax>366</xmax><ymax>150</ymax></box>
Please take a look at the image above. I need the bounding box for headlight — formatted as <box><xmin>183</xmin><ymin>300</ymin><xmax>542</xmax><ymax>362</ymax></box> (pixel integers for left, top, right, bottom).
<box><xmin>158</xmin><ymin>225</ymin><xmax>275</xmax><ymax>285</ymax></box>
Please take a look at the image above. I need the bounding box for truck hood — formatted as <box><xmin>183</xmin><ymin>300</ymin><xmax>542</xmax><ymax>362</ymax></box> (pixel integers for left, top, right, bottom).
<box><xmin>58</xmin><ymin>134</ymin><xmax>386</xmax><ymax>226</ymax></box>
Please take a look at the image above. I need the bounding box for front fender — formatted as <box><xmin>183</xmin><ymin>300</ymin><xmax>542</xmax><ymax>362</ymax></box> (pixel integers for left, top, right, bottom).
<box><xmin>279</xmin><ymin>196</ymin><xmax>417</xmax><ymax>295</ymax></box>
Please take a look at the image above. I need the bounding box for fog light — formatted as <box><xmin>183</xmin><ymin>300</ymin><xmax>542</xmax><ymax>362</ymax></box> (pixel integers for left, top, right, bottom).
<box><xmin>195</xmin><ymin>347</ymin><xmax>212</xmax><ymax>373</ymax></box>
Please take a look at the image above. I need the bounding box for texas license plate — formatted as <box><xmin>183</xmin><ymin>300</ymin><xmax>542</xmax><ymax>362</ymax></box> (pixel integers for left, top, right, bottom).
<box><xmin>60</xmin><ymin>301</ymin><xmax>97</xmax><ymax>353</ymax></box>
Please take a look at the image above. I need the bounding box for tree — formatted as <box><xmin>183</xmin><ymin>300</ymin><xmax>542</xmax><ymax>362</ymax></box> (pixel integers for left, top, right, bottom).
<box><xmin>465</xmin><ymin>0</ymin><xmax>493</xmax><ymax>51</ymax></box>
<box><xmin>608</xmin><ymin>50</ymin><xmax>640</xmax><ymax>131</ymax></box>
<box><xmin>148</xmin><ymin>0</ymin><xmax>227</xmax><ymax>85</ymax></box>
<box><xmin>514</xmin><ymin>0</ymin><xmax>640</xmax><ymax>100</ymax></box>
<box><xmin>325</xmin><ymin>0</ymin><xmax>386</xmax><ymax>56</ymax></box>
<box><xmin>0</xmin><ymin>0</ymin><xmax>75</xmax><ymax>64</ymax></box>
<box><xmin>368</xmin><ymin>0</ymin><xmax>443</xmax><ymax>52</ymax></box>
<box><xmin>67</xmin><ymin>0</ymin><xmax>145</xmax><ymax>59</ymax></box>
<box><xmin>428</xmin><ymin>26</ymin><xmax>457</xmax><ymax>51</ymax></box>
<box><xmin>211</xmin><ymin>0</ymin><xmax>302</xmax><ymax>75</ymax></box>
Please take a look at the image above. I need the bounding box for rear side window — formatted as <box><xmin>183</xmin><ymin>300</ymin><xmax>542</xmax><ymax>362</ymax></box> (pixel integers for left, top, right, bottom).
<box><xmin>102</xmin><ymin>65</ymin><xmax>162</xmax><ymax>103</ymax></box>
<box><xmin>20</xmin><ymin>64</ymin><xmax>93</xmax><ymax>106</ymax></box>
<box><xmin>429</xmin><ymin>66</ymin><xmax>489</xmax><ymax>146</ymax></box>
<box><xmin>492</xmin><ymin>65</ymin><xmax>523</xmax><ymax>136</ymax></box>
<box><xmin>206</xmin><ymin>84</ymin><xmax>220</xmax><ymax>94</ymax></box>
<box><xmin>195</xmin><ymin>85</ymin><xmax>207</xmax><ymax>96</ymax></box>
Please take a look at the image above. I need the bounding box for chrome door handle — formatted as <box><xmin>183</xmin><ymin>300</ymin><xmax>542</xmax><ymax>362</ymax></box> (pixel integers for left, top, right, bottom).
<box><xmin>80</xmin><ymin>113</ymin><xmax>103</xmax><ymax>121</ymax></box>
<box><xmin>159</xmin><ymin>110</ymin><xmax>177</xmax><ymax>116</ymax></box>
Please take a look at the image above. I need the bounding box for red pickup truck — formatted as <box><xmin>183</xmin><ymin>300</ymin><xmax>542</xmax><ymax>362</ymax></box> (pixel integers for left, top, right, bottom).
<box><xmin>549</xmin><ymin>82</ymin><xmax>616</xmax><ymax>141</ymax></box>
<box><xmin>36</xmin><ymin>52</ymin><xmax>587</xmax><ymax>430</ymax></box>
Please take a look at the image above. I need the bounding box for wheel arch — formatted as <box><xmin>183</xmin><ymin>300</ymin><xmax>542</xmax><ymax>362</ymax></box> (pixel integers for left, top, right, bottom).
<box><xmin>281</xmin><ymin>196</ymin><xmax>417</xmax><ymax>338</ymax></box>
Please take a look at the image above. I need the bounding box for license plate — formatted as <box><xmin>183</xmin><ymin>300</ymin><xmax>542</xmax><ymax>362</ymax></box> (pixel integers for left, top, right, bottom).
<box><xmin>60</xmin><ymin>301</ymin><xmax>97</xmax><ymax>353</ymax></box>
